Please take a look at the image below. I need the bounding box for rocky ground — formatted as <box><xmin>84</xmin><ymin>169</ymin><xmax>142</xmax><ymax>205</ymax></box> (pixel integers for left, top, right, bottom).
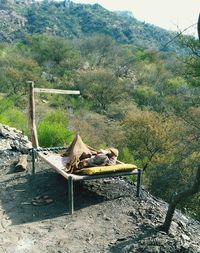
<box><xmin>0</xmin><ymin>124</ymin><xmax>200</xmax><ymax>253</ymax></box>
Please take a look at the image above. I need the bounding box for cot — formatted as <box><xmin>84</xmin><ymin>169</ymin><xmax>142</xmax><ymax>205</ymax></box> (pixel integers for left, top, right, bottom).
<box><xmin>31</xmin><ymin>147</ymin><xmax>142</xmax><ymax>215</ymax></box>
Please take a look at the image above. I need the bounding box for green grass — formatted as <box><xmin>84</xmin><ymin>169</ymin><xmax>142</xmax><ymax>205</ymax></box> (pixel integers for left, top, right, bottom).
<box><xmin>37</xmin><ymin>111</ymin><xmax>74</xmax><ymax>147</ymax></box>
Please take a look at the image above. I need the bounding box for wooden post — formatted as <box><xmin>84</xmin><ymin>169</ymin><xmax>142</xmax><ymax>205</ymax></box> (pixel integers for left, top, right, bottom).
<box><xmin>28</xmin><ymin>81</ymin><xmax>39</xmax><ymax>148</ymax></box>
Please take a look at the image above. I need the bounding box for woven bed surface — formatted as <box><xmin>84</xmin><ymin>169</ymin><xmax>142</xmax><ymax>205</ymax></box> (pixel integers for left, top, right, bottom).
<box><xmin>39</xmin><ymin>152</ymin><xmax>137</xmax><ymax>175</ymax></box>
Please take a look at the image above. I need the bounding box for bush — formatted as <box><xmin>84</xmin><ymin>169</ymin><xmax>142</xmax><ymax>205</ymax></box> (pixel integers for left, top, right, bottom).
<box><xmin>0</xmin><ymin>108</ymin><xmax>28</xmax><ymax>134</ymax></box>
<box><xmin>0</xmin><ymin>97</ymin><xmax>14</xmax><ymax>113</ymax></box>
<box><xmin>132</xmin><ymin>85</ymin><xmax>160</xmax><ymax>108</ymax></box>
<box><xmin>118</xmin><ymin>147</ymin><xmax>134</xmax><ymax>163</ymax></box>
<box><xmin>39</xmin><ymin>110</ymin><xmax>68</xmax><ymax>125</ymax></box>
<box><xmin>37</xmin><ymin>111</ymin><xmax>73</xmax><ymax>147</ymax></box>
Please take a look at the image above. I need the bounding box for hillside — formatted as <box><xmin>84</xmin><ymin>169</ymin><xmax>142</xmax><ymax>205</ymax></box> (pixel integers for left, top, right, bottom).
<box><xmin>0</xmin><ymin>0</ymin><xmax>182</xmax><ymax>52</ymax></box>
<box><xmin>0</xmin><ymin>124</ymin><xmax>200</xmax><ymax>253</ymax></box>
<box><xmin>0</xmin><ymin>1</ymin><xmax>200</xmax><ymax>248</ymax></box>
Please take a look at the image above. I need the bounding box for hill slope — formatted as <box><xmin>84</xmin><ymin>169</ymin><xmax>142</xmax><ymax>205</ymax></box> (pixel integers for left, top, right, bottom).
<box><xmin>0</xmin><ymin>124</ymin><xmax>200</xmax><ymax>253</ymax></box>
<box><xmin>0</xmin><ymin>0</ymin><xmax>181</xmax><ymax>52</ymax></box>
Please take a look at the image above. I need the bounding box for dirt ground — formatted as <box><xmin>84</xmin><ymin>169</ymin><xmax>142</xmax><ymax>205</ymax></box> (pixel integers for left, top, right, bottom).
<box><xmin>0</xmin><ymin>152</ymin><xmax>200</xmax><ymax>253</ymax></box>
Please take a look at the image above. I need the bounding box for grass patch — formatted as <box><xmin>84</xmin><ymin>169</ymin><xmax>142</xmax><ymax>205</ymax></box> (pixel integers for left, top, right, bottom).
<box><xmin>37</xmin><ymin>111</ymin><xmax>73</xmax><ymax>147</ymax></box>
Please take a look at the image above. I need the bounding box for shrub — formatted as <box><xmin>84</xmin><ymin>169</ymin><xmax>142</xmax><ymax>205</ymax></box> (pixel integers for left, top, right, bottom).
<box><xmin>37</xmin><ymin>111</ymin><xmax>73</xmax><ymax>147</ymax></box>
<box><xmin>0</xmin><ymin>97</ymin><xmax>14</xmax><ymax>113</ymax></box>
<box><xmin>0</xmin><ymin>108</ymin><xmax>28</xmax><ymax>134</ymax></box>
<box><xmin>40</xmin><ymin>110</ymin><xmax>68</xmax><ymax>125</ymax></box>
<box><xmin>118</xmin><ymin>147</ymin><xmax>134</xmax><ymax>163</ymax></box>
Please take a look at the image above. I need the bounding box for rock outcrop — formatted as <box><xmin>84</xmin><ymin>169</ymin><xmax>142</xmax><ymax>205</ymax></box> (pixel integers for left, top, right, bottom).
<box><xmin>0</xmin><ymin>123</ymin><xmax>32</xmax><ymax>153</ymax></box>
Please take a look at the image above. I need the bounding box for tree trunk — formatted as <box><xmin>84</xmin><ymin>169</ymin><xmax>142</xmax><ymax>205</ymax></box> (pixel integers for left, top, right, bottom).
<box><xmin>161</xmin><ymin>166</ymin><xmax>200</xmax><ymax>233</ymax></box>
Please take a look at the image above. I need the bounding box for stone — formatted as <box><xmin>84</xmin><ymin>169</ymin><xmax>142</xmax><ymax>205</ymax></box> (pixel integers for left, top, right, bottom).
<box><xmin>170</xmin><ymin>221</ymin><xmax>179</xmax><ymax>235</ymax></box>
<box><xmin>0</xmin><ymin>124</ymin><xmax>32</xmax><ymax>157</ymax></box>
<box><xmin>178</xmin><ymin>220</ymin><xmax>187</xmax><ymax>228</ymax></box>
<box><xmin>171</xmin><ymin>221</ymin><xmax>179</xmax><ymax>230</ymax></box>
<box><xmin>181</xmin><ymin>234</ymin><xmax>190</xmax><ymax>241</ymax></box>
<box><xmin>103</xmin><ymin>214</ymin><xmax>111</xmax><ymax>221</ymax></box>
<box><xmin>12</xmin><ymin>139</ymin><xmax>20</xmax><ymax>147</ymax></box>
<box><xmin>0</xmin><ymin>128</ymin><xmax>9</xmax><ymax>138</ymax></box>
<box><xmin>0</xmin><ymin>139</ymin><xmax>12</xmax><ymax>150</ymax></box>
<box><xmin>182</xmin><ymin>243</ymin><xmax>190</xmax><ymax>249</ymax></box>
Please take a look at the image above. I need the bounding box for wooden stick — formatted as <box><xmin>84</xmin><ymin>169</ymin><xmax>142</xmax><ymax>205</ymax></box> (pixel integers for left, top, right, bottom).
<box><xmin>34</xmin><ymin>88</ymin><xmax>80</xmax><ymax>95</ymax></box>
<box><xmin>15</xmin><ymin>155</ymin><xmax>28</xmax><ymax>172</ymax></box>
<box><xmin>28</xmin><ymin>81</ymin><xmax>39</xmax><ymax>148</ymax></box>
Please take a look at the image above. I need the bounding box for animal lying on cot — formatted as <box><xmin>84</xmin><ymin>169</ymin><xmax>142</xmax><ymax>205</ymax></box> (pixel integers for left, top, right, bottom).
<box><xmin>62</xmin><ymin>135</ymin><xmax>119</xmax><ymax>173</ymax></box>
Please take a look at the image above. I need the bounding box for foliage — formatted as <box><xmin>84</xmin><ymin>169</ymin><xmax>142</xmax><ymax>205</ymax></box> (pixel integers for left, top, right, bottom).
<box><xmin>78</xmin><ymin>70</ymin><xmax>124</xmax><ymax>113</ymax></box>
<box><xmin>0</xmin><ymin>9</ymin><xmax>199</xmax><ymax>222</ymax></box>
<box><xmin>0</xmin><ymin>0</ymin><xmax>183</xmax><ymax>53</ymax></box>
<box><xmin>179</xmin><ymin>36</ymin><xmax>200</xmax><ymax>87</ymax></box>
<box><xmin>24</xmin><ymin>35</ymin><xmax>81</xmax><ymax>75</ymax></box>
<box><xmin>132</xmin><ymin>85</ymin><xmax>160</xmax><ymax>109</ymax></box>
<box><xmin>0</xmin><ymin>97</ymin><xmax>14</xmax><ymax>113</ymax></box>
<box><xmin>183</xmin><ymin>194</ymin><xmax>200</xmax><ymax>220</ymax></box>
<box><xmin>78</xmin><ymin>35</ymin><xmax>117</xmax><ymax>67</ymax></box>
<box><xmin>0</xmin><ymin>96</ymin><xmax>28</xmax><ymax>133</ymax></box>
<box><xmin>118</xmin><ymin>147</ymin><xmax>135</xmax><ymax>164</ymax></box>
<box><xmin>71</xmin><ymin>109</ymin><xmax>125</xmax><ymax>148</ymax></box>
<box><xmin>122</xmin><ymin>109</ymin><xmax>183</xmax><ymax>171</ymax></box>
<box><xmin>38</xmin><ymin>111</ymin><xmax>73</xmax><ymax>147</ymax></box>
<box><xmin>0</xmin><ymin>46</ymin><xmax>41</xmax><ymax>94</ymax></box>
<box><xmin>0</xmin><ymin>109</ymin><xmax>28</xmax><ymax>134</ymax></box>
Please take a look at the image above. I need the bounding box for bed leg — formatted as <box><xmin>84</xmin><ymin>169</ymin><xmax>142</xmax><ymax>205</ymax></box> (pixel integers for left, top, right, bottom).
<box><xmin>136</xmin><ymin>169</ymin><xmax>142</xmax><ymax>197</ymax></box>
<box><xmin>68</xmin><ymin>176</ymin><xmax>74</xmax><ymax>215</ymax></box>
<box><xmin>31</xmin><ymin>148</ymin><xmax>36</xmax><ymax>176</ymax></box>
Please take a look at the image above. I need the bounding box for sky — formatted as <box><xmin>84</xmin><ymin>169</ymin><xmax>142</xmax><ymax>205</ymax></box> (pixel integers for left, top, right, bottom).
<box><xmin>72</xmin><ymin>0</ymin><xmax>200</xmax><ymax>37</ymax></box>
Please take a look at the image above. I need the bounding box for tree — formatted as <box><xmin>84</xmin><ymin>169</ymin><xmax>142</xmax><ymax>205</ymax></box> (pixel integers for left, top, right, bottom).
<box><xmin>161</xmin><ymin>23</ymin><xmax>200</xmax><ymax>232</ymax></box>
<box><xmin>78</xmin><ymin>70</ymin><xmax>124</xmax><ymax>113</ymax></box>
<box><xmin>25</xmin><ymin>35</ymin><xmax>80</xmax><ymax>75</ymax></box>
<box><xmin>161</xmin><ymin>166</ymin><xmax>200</xmax><ymax>233</ymax></box>
<box><xmin>70</xmin><ymin>109</ymin><xmax>125</xmax><ymax>148</ymax></box>
<box><xmin>121</xmin><ymin>108</ymin><xmax>182</xmax><ymax>171</ymax></box>
<box><xmin>0</xmin><ymin>50</ymin><xmax>41</xmax><ymax>94</ymax></box>
<box><xmin>78</xmin><ymin>35</ymin><xmax>117</xmax><ymax>67</ymax></box>
<box><xmin>132</xmin><ymin>85</ymin><xmax>160</xmax><ymax>109</ymax></box>
<box><xmin>179</xmin><ymin>33</ymin><xmax>200</xmax><ymax>88</ymax></box>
